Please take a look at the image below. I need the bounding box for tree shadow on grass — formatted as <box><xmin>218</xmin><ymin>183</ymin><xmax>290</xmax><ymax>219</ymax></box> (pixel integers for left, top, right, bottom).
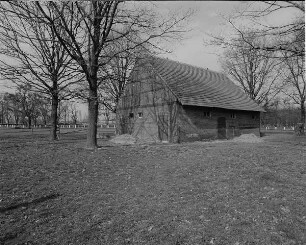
<box><xmin>0</xmin><ymin>193</ymin><xmax>61</xmax><ymax>213</ymax></box>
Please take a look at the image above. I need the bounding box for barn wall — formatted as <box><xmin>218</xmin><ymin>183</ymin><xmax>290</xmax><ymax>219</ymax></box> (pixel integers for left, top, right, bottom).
<box><xmin>116</xmin><ymin>62</ymin><xmax>179</xmax><ymax>143</ymax></box>
<box><xmin>178</xmin><ymin>105</ymin><xmax>260</xmax><ymax>142</ymax></box>
<box><xmin>117</xmin><ymin>60</ymin><xmax>261</xmax><ymax>143</ymax></box>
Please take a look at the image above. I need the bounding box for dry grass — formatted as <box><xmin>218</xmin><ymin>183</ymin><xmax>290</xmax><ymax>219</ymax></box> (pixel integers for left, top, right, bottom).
<box><xmin>0</xmin><ymin>129</ymin><xmax>306</xmax><ymax>245</ymax></box>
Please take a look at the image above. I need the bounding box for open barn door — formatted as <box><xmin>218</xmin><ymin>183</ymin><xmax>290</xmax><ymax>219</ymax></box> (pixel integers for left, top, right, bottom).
<box><xmin>217</xmin><ymin>117</ymin><xmax>227</xmax><ymax>139</ymax></box>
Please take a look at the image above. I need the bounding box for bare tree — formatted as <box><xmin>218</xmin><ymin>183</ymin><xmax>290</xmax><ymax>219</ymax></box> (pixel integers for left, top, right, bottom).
<box><xmin>261</xmin><ymin>97</ymin><xmax>301</xmax><ymax>128</ymax></box>
<box><xmin>37</xmin><ymin>98</ymin><xmax>51</xmax><ymax>126</ymax></box>
<box><xmin>150</xmin><ymin>76</ymin><xmax>179</xmax><ymax>143</ymax></box>
<box><xmin>58</xmin><ymin>100</ymin><xmax>70</xmax><ymax>125</ymax></box>
<box><xmin>70</xmin><ymin>103</ymin><xmax>78</xmax><ymax>125</ymax></box>
<box><xmin>1</xmin><ymin>89</ymin><xmax>53</xmax><ymax>127</ymax></box>
<box><xmin>36</xmin><ymin>1</ymin><xmax>122</xmax><ymax>148</ymax></box>
<box><xmin>1</xmin><ymin>93</ymin><xmax>13</xmax><ymax>125</ymax></box>
<box><xmin>99</xmin><ymin>103</ymin><xmax>113</xmax><ymax>126</ymax></box>
<box><xmin>36</xmin><ymin>1</ymin><xmax>193</xmax><ymax>148</ymax></box>
<box><xmin>99</xmin><ymin>55</ymin><xmax>135</xmax><ymax>113</ymax></box>
<box><xmin>98</xmin><ymin>34</ymin><xmax>153</xmax><ymax>113</ymax></box>
<box><xmin>14</xmin><ymin>84</ymin><xmax>40</xmax><ymax>128</ymax></box>
<box><xmin>228</xmin><ymin>1</ymin><xmax>305</xmax><ymax>58</ymax></box>
<box><xmin>0</xmin><ymin>2</ymin><xmax>82</xmax><ymax>140</ymax></box>
<box><xmin>281</xmin><ymin>50</ymin><xmax>305</xmax><ymax>134</ymax></box>
<box><xmin>0</xmin><ymin>93</ymin><xmax>16</xmax><ymax>125</ymax></box>
<box><xmin>210</xmin><ymin>1</ymin><xmax>305</xmax><ymax>133</ymax></box>
<box><xmin>4</xmin><ymin>93</ymin><xmax>22</xmax><ymax>125</ymax></box>
<box><xmin>220</xmin><ymin>32</ymin><xmax>282</xmax><ymax>108</ymax></box>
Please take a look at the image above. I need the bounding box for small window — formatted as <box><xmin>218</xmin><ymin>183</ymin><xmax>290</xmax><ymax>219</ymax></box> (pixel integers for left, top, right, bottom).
<box><xmin>203</xmin><ymin>111</ymin><xmax>211</xmax><ymax>117</ymax></box>
<box><xmin>230</xmin><ymin>113</ymin><xmax>236</xmax><ymax>119</ymax></box>
<box><xmin>138</xmin><ymin>112</ymin><xmax>143</xmax><ymax>118</ymax></box>
<box><xmin>129</xmin><ymin>112</ymin><xmax>134</xmax><ymax>118</ymax></box>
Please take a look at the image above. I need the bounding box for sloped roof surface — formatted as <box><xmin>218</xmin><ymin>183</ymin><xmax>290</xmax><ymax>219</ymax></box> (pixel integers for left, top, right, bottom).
<box><xmin>148</xmin><ymin>56</ymin><xmax>264</xmax><ymax>112</ymax></box>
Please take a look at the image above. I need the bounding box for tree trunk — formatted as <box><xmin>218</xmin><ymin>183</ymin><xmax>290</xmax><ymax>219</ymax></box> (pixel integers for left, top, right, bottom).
<box><xmin>1</xmin><ymin>102</ymin><xmax>3</xmax><ymax>123</ymax></box>
<box><xmin>300</xmin><ymin>101</ymin><xmax>305</xmax><ymax>135</ymax></box>
<box><xmin>28</xmin><ymin>117</ymin><xmax>31</xmax><ymax>129</ymax></box>
<box><xmin>34</xmin><ymin>117</ymin><xmax>37</xmax><ymax>127</ymax></box>
<box><xmin>50</xmin><ymin>94</ymin><xmax>59</xmax><ymax>140</ymax></box>
<box><xmin>87</xmin><ymin>88</ymin><xmax>98</xmax><ymax>149</ymax></box>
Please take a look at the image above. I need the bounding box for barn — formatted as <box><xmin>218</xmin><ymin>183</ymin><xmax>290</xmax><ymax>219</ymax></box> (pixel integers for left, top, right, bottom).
<box><xmin>116</xmin><ymin>56</ymin><xmax>265</xmax><ymax>143</ymax></box>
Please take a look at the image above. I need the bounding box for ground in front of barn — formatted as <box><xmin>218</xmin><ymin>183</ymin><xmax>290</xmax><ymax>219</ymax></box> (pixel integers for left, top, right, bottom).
<box><xmin>0</xmin><ymin>128</ymin><xmax>306</xmax><ymax>245</ymax></box>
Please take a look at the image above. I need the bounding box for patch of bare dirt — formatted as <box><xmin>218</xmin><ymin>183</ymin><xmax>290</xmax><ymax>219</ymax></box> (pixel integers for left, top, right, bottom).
<box><xmin>109</xmin><ymin>134</ymin><xmax>137</xmax><ymax>145</ymax></box>
<box><xmin>231</xmin><ymin>133</ymin><xmax>263</xmax><ymax>143</ymax></box>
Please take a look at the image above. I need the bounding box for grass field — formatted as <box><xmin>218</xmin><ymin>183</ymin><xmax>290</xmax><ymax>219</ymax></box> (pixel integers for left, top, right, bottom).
<box><xmin>0</xmin><ymin>128</ymin><xmax>306</xmax><ymax>245</ymax></box>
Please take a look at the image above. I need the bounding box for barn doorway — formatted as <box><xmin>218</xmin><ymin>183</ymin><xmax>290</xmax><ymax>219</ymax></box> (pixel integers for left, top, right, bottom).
<box><xmin>217</xmin><ymin>117</ymin><xmax>227</xmax><ymax>139</ymax></box>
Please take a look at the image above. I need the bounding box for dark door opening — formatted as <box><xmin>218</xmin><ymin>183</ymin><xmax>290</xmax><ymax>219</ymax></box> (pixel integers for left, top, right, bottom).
<box><xmin>217</xmin><ymin>117</ymin><xmax>227</xmax><ymax>139</ymax></box>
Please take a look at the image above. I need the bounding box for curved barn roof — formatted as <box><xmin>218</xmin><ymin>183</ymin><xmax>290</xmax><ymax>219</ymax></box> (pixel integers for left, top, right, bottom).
<box><xmin>148</xmin><ymin>56</ymin><xmax>265</xmax><ymax>112</ymax></box>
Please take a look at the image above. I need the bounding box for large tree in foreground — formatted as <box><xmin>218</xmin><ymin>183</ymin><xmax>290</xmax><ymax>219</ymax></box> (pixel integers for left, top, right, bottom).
<box><xmin>0</xmin><ymin>2</ymin><xmax>81</xmax><ymax>140</ymax></box>
<box><xmin>36</xmin><ymin>1</ymin><xmax>192</xmax><ymax>148</ymax></box>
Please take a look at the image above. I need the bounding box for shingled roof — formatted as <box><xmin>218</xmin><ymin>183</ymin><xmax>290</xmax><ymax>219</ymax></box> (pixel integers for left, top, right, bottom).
<box><xmin>146</xmin><ymin>56</ymin><xmax>264</xmax><ymax>112</ymax></box>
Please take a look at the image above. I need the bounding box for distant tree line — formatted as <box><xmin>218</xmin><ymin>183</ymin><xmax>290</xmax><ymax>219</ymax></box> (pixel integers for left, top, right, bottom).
<box><xmin>0</xmin><ymin>85</ymin><xmax>82</xmax><ymax>128</ymax></box>
<box><xmin>261</xmin><ymin>105</ymin><xmax>302</xmax><ymax>128</ymax></box>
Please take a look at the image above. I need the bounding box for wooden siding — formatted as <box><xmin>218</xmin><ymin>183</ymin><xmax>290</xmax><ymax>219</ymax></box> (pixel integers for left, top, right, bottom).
<box><xmin>116</xmin><ymin>57</ymin><xmax>262</xmax><ymax>143</ymax></box>
<box><xmin>117</xmin><ymin>64</ymin><xmax>179</xmax><ymax>143</ymax></box>
<box><xmin>178</xmin><ymin>105</ymin><xmax>260</xmax><ymax>142</ymax></box>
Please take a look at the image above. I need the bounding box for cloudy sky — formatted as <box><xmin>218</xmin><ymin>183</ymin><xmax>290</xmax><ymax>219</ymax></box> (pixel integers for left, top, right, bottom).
<box><xmin>152</xmin><ymin>1</ymin><xmax>300</xmax><ymax>71</ymax></box>
<box><xmin>0</xmin><ymin>1</ymin><xmax>300</xmax><ymax>116</ymax></box>
<box><xmin>154</xmin><ymin>1</ymin><xmax>243</xmax><ymax>71</ymax></box>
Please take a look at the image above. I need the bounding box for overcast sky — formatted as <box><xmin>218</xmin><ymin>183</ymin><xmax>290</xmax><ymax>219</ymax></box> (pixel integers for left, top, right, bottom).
<box><xmin>153</xmin><ymin>1</ymin><xmax>301</xmax><ymax>71</ymax></box>
<box><xmin>0</xmin><ymin>1</ymin><xmax>301</xmax><ymax>116</ymax></box>
<box><xmin>155</xmin><ymin>1</ymin><xmax>243</xmax><ymax>71</ymax></box>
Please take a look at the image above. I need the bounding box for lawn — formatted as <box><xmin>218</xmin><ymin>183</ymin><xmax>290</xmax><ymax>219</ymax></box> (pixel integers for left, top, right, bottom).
<box><xmin>0</xmin><ymin>128</ymin><xmax>306</xmax><ymax>245</ymax></box>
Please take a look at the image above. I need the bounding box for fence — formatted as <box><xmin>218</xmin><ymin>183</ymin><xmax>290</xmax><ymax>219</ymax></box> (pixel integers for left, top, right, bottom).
<box><xmin>0</xmin><ymin>123</ymin><xmax>116</xmax><ymax>129</ymax></box>
<box><xmin>261</xmin><ymin>125</ymin><xmax>306</xmax><ymax>131</ymax></box>
<box><xmin>0</xmin><ymin>124</ymin><xmax>40</xmax><ymax>128</ymax></box>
